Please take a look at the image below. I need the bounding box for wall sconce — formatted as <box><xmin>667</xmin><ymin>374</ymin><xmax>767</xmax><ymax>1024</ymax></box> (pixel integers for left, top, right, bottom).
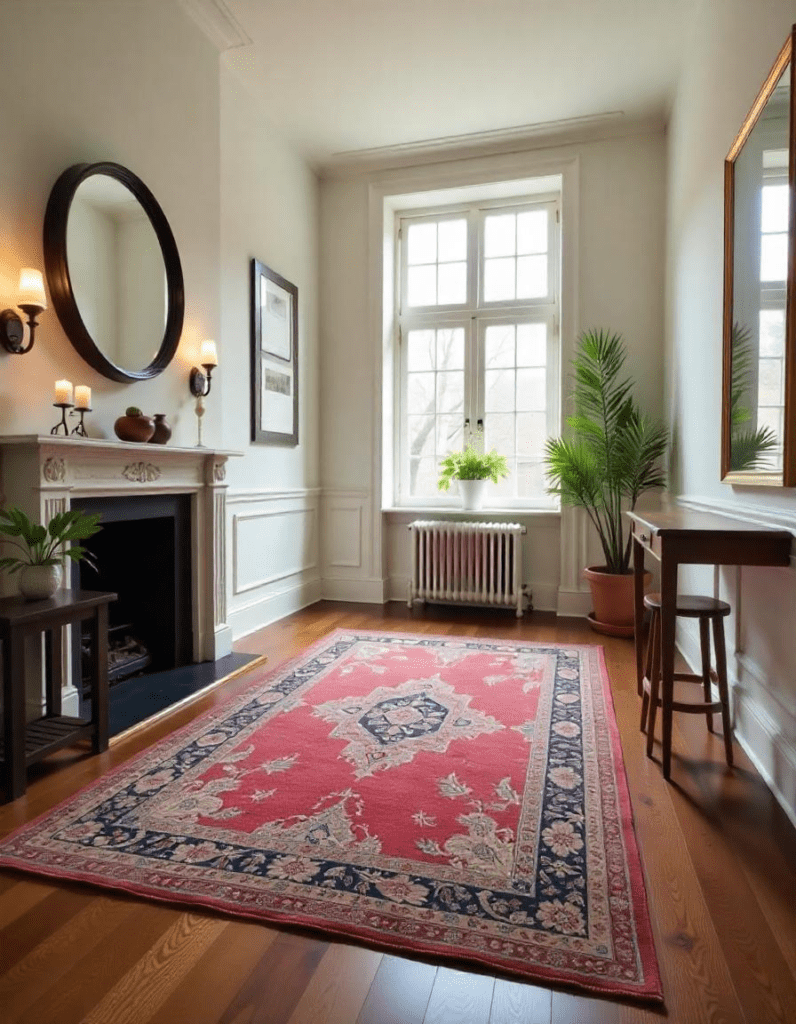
<box><xmin>189</xmin><ymin>340</ymin><xmax>218</xmax><ymax>397</ymax></box>
<box><xmin>1</xmin><ymin>269</ymin><xmax>47</xmax><ymax>355</ymax></box>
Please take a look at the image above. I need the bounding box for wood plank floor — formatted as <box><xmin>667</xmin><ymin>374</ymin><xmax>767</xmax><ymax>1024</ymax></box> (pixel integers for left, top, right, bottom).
<box><xmin>1</xmin><ymin>601</ymin><xmax>795</xmax><ymax>1023</ymax></box>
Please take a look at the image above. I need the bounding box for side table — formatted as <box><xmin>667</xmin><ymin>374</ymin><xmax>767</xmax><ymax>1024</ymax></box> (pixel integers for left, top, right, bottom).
<box><xmin>0</xmin><ymin>589</ymin><xmax>117</xmax><ymax>802</ymax></box>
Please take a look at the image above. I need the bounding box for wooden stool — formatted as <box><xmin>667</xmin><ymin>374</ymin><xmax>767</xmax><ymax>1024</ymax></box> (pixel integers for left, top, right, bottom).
<box><xmin>640</xmin><ymin>593</ymin><xmax>734</xmax><ymax>769</ymax></box>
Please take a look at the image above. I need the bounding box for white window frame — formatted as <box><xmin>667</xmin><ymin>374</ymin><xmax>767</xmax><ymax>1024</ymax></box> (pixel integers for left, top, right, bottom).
<box><xmin>395</xmin><ymin>194</ymin><xmax>561</xmax><ymax>510</ymax></box>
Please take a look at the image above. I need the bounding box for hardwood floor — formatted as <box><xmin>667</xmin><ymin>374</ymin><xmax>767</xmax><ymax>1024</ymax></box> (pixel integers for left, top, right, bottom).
<box><xmin>1</xmin><ymin>601</ymin><xmax>795</xmax><ymax>1023</ymax></box>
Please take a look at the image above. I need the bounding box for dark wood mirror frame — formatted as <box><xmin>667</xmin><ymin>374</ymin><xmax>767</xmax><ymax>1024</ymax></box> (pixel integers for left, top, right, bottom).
<box><xmin>722</xmin><ymin>27</ymin><xmax>796</xmax><ymax>486</ymax></box>
<box><xmin>43</xmin><ymin>161</ymin><xmax>184</xmax><ymax>383</ymax></box>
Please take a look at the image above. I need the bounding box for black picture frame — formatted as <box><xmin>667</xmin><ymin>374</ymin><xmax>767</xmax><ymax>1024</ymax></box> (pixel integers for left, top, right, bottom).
<box><xmin>251</xmin><ymin>258</ymin><xmax>298</xmax><ymax>445</ymax></box>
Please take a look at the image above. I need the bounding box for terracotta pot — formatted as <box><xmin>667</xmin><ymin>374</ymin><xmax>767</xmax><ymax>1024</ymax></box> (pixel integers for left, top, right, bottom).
<box><xmin>114</xmin><ymin>412</ymin><xmax>155</xmax><ymax>443</ymax></box>
<box><xmin>583</xmin><ymin>565</ymin><xmax>651</xmax><ymax>637</ymax></box>
<box><xmin>149</xmin><ymin>413</ymin><xmax>172</xmax><ymax>445</ymax></box>
<box><xmin>19</xmin><ymin>563</ymin><xmax>62</xmax><ymax>601</ymax></box>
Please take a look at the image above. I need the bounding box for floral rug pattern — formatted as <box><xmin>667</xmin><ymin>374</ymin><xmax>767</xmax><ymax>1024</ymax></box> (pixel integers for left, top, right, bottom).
<box><xmin>0</xmin><ymin>630</ymin><xmax>661</xmax><ymax>1001</ymax></box>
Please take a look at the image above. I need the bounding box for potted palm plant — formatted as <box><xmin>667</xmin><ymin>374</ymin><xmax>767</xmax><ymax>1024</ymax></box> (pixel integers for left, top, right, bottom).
<box><xmin>544</xmin><ymin>329</ymin><xmax>669</xmax><ymax>635</ymax></box>
<box><xmin>0</xmin><ymin>507</ymin><xmax>102</xmax><ymax>600</ymax></box>
<box><xmin>438</xmin><ymin>440</ymin><xmax>509</xmax><ymax>510</ymax></box>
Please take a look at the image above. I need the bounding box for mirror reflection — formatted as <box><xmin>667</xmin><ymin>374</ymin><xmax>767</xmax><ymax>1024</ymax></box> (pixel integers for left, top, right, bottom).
<box><xmin>67</xmin><ymin>175</ymin><xmax>167</xmax><ymax>376</ymax></box>
<box><xmin>728</xmin><ymin>65</ymin><xmax>789</xmax><ymax>478</ymax></box>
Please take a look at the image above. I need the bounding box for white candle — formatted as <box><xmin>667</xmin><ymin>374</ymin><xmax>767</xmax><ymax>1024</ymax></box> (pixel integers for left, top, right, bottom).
<box><xmin>55</xmin><ymin>379</ymin><xmax>73</xmax><ymax>405</ymax></box>
<box><xmin>200</xmin><ymin>339</ymin><xmax>218</xmax><ymax>367</ymax></box>
<box><xmin>74</xmin><ymin>385</ymin><xmax>91</xmax><ymax>410</ymax></box>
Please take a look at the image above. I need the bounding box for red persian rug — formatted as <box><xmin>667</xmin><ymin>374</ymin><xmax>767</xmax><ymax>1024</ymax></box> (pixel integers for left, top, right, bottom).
<box><xmin>0</xmin><ymin>630</ymin><xmax>662</xmax><ymax>1001</ymax></box>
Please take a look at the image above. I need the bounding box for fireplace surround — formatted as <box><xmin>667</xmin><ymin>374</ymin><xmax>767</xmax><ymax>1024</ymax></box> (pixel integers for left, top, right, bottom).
<box><xmin>0</xmin><ymin>435</ymin><xmax>237</xmax><ymax>718</ymax></box>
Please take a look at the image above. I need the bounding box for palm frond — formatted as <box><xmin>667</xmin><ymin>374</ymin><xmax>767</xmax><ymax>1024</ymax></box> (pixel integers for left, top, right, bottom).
<box><xmin>544</xmin><ymin>329</ymin><xmax>669</xmax><ymax>574</ymax></box>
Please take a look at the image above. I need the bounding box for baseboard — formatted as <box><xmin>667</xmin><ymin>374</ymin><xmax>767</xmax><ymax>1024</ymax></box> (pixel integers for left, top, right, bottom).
<box><xmin>230</xmin><ymin>575</ymin><xmax>322</xmax><ymax>639</ymax></box>
<box><xmin>556</xmin><ymin>587</ymin><xmax>592</xmax><ymax>617</ymax></box>
<box><xmin>321</xmin><ymin>577</ymin><xmax>388</xmax><ymax>604</ymax></box>
<box><xmin>675</xmin><ymin>620</ymin><xmax>796</xmax><ymax>830</ymax></box>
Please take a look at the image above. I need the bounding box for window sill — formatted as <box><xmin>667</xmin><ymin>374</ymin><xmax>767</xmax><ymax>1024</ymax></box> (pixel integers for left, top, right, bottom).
<box><xmin>382</xmin><ymin>506</ymin><xmax>560</xmax><ymax>518</ymax></box>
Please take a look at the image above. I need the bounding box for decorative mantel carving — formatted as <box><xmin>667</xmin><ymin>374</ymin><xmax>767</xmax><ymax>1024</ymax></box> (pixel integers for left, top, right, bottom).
<box><xmin>213</xmin><ymin>462</ymin><xmax>226</xmax><ymax>482</ymax></box>
<box><xmin>122</xmin><ymin>462</ymin><xmax>161</xmax><ymax>483</ymax></box>
<box><xmin>42</xmin><ymin>457</ymin><xmax>66</xmax><ymax>483</ymax></box>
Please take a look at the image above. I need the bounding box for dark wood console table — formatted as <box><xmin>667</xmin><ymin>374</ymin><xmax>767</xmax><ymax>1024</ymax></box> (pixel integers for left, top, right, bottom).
<box><xmin>0</xmin><ymin>589</ymin><xmax>116</xmax><ymax>802</ymax></box>
<box><xmin>627</xmin><ymin>508</ymin><xmax>792</xmax><ymax>779</ymax></box>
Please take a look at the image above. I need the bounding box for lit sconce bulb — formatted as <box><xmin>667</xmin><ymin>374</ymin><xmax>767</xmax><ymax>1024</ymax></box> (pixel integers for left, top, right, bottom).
<box><xmin>200</xmin><ymin>339</ymin><xmax>218</xmax><ymax>367</ymax></box>
<box><xmin>17</xmin><ymin>268</ymin><xmax>47</xmax><ymax>311</ymax></box>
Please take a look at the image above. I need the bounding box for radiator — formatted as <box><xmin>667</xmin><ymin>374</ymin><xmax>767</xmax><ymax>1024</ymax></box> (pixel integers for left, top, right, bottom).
<box><xmin>407</xmin><ymin>520</ymin><xmax>527</xmax><ymax>617</ymax></box>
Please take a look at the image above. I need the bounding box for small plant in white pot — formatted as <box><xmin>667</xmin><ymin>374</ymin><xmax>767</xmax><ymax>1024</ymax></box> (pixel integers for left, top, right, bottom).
<box><xmin>437</xmin><ymin>442</ymin><xmax>509</xmax><ymax>510</ymax></box>
<box><xmin>0</xmin><ymin>507</ymin><xmax>102</xmax><ymax>601</ymax></box>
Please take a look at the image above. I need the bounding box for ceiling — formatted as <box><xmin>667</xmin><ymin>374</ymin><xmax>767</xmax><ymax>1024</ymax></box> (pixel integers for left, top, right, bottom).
<box><xmin>215</xmin><ymin>0</ymin><xmax>696</xmax><ymax>167</ymax></box>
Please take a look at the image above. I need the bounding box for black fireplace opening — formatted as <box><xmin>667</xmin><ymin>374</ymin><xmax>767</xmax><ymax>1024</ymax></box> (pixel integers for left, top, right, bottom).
<box><xmin>71</xmin><ymin>494</ymin><xmax>193</xmax><ymax>694</ymax></box>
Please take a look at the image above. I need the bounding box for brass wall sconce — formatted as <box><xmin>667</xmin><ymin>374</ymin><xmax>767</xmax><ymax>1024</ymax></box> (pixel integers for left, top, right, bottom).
<box><xmin>1</xmin><ymin>269</ymin><xmax>47</xmax><ymax>355</ymax></box>
<box><xmin>189</xmin><ymin>340</ymin><xmax>218</xmax><ymax>397</ymax></box>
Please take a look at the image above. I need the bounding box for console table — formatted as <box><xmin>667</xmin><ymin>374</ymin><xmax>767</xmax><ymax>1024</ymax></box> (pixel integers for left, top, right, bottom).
<box><xmin>0</xmin><ymin>589</ymin><xmax>116</xmax><ymax>802</ymax></box>
<box><xmin>627</xmin><ymin>508</ymin><xmax>792</xmax><ymax>779</ymax></box>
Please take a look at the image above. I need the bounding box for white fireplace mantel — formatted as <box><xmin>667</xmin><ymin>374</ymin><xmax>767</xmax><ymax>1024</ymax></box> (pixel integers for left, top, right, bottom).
<box><xmin>0</xmin><ymin>435</ymin><xmax>240</xmax><ymax>717</ymax></box>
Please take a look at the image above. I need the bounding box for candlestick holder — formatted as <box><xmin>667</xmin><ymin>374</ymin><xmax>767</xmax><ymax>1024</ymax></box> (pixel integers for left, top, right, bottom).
<box><xmin>69</xmin><ymin>406</ymin><xmax>91</xmax><ymax>437</ymax></box>
<box><xmin>50</xmin><ymin>402</ymin><xmax>73</xmax><ymax>435</ymax></box>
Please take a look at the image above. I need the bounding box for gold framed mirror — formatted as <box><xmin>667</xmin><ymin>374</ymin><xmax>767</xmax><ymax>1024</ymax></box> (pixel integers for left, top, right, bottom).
<box><xmin>722</xmin><ymin>26</ymin><xmax>796</xmax><ymax>486</ymax></box>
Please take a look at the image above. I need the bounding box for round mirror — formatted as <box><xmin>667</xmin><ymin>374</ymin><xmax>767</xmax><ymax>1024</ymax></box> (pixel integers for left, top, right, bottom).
<box><xmin>44</xmin><ymin>162</ymin><xmax>184</xmax><ymax>382</ymax></box>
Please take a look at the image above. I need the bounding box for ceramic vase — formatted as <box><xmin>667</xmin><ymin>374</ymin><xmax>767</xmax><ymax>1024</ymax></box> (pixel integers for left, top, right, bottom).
<box><xmin>458</xmin><ymin>479</ymin><xmax>487</xmax><ymax>511</ymax></box>
<box><xmin>149</xmin><ymin>413</ymin><xmax>172</xmax><ymax>445</ymax></box>
<box><xmin>19</xmin><ymin>563</ymin><xmax>62</xmax><ymax>601</ymax></box>
<box><xmin>114</xmin><ymin>412</ymin><xmax>155</xmax><ymax>443</ymax></box>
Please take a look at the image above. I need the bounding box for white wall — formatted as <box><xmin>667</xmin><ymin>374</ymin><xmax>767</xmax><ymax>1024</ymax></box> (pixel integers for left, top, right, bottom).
<box><xmin>219</xmin><ymin>65</ymin><xmax>321</xmax><ymax>636</ymax></box>
<box><xmin>0</xmin><ymin>0</ymin><xmax>220</xmax><ymax>445</ymax></box>
<box><xmin>0</xmin><ymin>1</ymin><xmax>320</xmax><ymax>642</ymax></box>
<box><xmin>319</xmin><ymin>128</ymin><xmax>667</xmax><ymax>609</ymax></box>
<box><xmin>666</xmin><ymin>0</ymin><xmax>796</xmax><ymax>823</ymax></box>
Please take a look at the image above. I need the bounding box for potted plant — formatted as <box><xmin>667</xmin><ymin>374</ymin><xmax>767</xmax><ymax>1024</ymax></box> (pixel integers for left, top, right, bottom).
<box><xmin>544</xmin><ymin>329</ymin><xmax>669</xmax><ymax>635</ymax></box>
<box><xmin>0</xmin><ymin>507</ymin><xmax>102</xmax><ymax>601</ymax></box>
<box><xmin>438</xmin><ymin>440</ymin><xmax>509</xmax><ymax>510</ymax></box>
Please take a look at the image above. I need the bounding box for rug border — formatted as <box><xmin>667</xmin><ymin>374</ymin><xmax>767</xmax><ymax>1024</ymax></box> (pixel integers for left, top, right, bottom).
<box><xmin>0</xmin><ymin>628</ymin><xmax>664</xmax><ymax>1003</ymax></box>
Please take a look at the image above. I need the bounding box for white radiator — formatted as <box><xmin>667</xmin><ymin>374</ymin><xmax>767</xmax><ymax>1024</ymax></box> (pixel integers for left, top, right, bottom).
<box><xmin>407</xmin><ymin>520</ymin><xmax>527</xmax><ymax>617</ymax></box>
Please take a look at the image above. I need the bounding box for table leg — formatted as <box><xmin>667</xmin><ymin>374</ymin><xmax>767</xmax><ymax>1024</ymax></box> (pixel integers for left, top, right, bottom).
<box><xmin>46</xmin><ymin>626</ymin><xmax>63</xmax><ymax>716</ymax></box>
<box><xmin>659</xmin><ymin>551</ymin><xmax>678</xmax><ymax>780</ymax></box>
<box><xmin>3</xmin><ymin>631</ymin><xmax>27</xmax><ymax>801</ymax></box>
<box><xmin>90</xmin><ymin>605</ymin><xmax>109</xmax><ymax>754</ymax></box>
<box><xmin>633</xmin><ymin>536</ymin><xmax>646</xmax><ymax>696</ymax></box>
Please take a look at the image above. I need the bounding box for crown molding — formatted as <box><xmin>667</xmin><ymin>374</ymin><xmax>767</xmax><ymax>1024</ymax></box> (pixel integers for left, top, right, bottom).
<box><xmin>178</xmin><ymin>0</ymin><xmax>252</xmax><ymax>51</ymax></box>
<box><xmin>320</xmin><ymin>111</ymin><xmax>667</xmax><ymax>179</ymax></box>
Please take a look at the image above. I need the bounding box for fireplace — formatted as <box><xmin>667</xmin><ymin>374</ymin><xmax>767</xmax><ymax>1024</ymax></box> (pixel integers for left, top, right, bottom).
<box><xmin>71</xmin><ymin>495</ymin><xmax>193</xmax><ymax>690</ymax></box>
<box><xmin>0</xmin><ymin>435</ymin><xmax>234</xmax><ymax>720</ymax></box>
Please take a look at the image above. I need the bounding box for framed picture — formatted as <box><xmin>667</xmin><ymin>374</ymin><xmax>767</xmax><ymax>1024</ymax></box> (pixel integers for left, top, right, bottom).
<box><xmin>251</xmin><ymin>258</ymin><xmax>298</xmax><ymax>445</ymax></box>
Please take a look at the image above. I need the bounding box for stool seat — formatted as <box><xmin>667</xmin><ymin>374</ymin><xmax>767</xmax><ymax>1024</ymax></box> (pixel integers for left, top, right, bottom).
<box><xmin>640</xmin><ymin>591</ymin><xmax>733</xmax><ymax>773</ymax></box>
<box><xmin>644</xmin><ymin>593</ymin><xmax>731</xmax><ymax>617</ymax></box>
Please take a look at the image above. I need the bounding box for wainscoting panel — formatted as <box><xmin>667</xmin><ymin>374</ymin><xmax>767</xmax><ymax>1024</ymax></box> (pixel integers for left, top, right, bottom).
<box><xmin>227</xmin><ymin>489</ymin><xmax>321</xmax><ymax>638</ymax></box>
<box><xmin>674</xmin><ymin>497</ymin><xmax>796</xmax><ymax>828</ymax></box>
<box><xmin>321</xmin><ymin>490</ymin><xmax>386</xmax><ymax>602</ymax></box>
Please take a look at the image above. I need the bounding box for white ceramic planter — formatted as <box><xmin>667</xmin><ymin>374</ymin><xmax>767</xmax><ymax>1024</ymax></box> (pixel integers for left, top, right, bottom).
<box><xmin>19</xmin><ymin>563</ymin><xmax>62</xmax><ymax>601</ymax></box>
<box><xmin>458</xmin><ymin>478</ymin><xmax>487</xmax><ymax>511</ymax></box>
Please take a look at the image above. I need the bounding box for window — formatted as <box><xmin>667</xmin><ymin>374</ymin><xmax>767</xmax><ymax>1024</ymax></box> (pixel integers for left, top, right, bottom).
<box><xmin>759</xmin><ymin>150</ymin><xmax>788</xmax><ymax>465</ymax></box>
<box><xmin>396</xmin><ymin>196</ymin><xmax>560</xmax><ymax>507</ymax></box>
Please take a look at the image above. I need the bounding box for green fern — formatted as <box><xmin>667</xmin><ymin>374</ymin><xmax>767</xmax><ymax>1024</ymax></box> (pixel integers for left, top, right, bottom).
<box><xmin>437</xmin><ymin>443</ymin><xmax>509</xmax><ymax>490</ymax></box>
